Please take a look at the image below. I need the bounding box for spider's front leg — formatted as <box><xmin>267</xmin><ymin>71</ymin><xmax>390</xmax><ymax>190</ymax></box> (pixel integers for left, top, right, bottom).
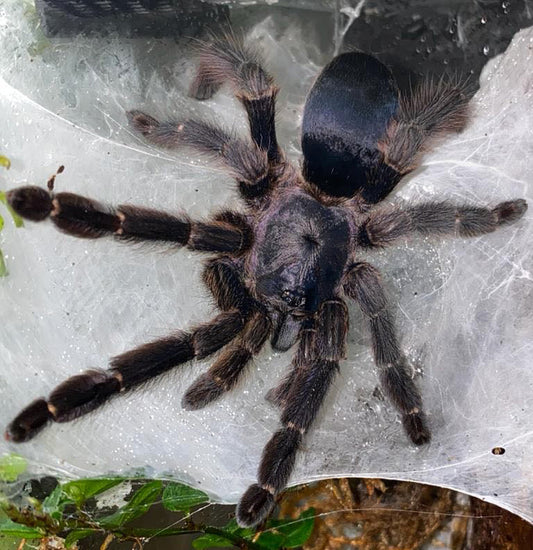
<box><xmin>236</xmin><ymin>300</ymin><xmax>348</xmax><ymax>527</ymax></box>
<box><xmin>6</xmin><ymin>186</ymin><xmax>251</xmax><ymax>254</ymax></box>
<box><xmin>343</xmin><ymin>262</ymin><xmax>430</xmax><ymax>445</ymax></box>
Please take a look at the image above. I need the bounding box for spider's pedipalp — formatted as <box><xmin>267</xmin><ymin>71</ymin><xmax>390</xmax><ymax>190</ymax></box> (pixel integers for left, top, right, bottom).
<box><xmin>186</xmin><ymin>256</ymin><xmax>272</xmax><ymax>410</ymax></box>
<box><xmin>343</xmin><ymin>262</ymin><xmax>430</xmax><ymax>444</ymax></box>
<box><xmin>182</xmin><ymin>347</ymin><xmax>252</xmax><ymax>411</ymax></box>
<box><xmin>189</xmin><ymin>35</ymin><xmax>280</xmax><ymax>162</ymax></box>
<box><xmin>314</xmin><ymin>299</ymin><xmax>348</xmax><ymax>362</ymax></box>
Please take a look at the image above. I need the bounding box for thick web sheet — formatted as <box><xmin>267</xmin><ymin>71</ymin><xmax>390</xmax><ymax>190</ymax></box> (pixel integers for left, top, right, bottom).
<box><xmin>0</xmin><ymin>0</ymin><xmax>531</xmax><ymax>522</ymax></box>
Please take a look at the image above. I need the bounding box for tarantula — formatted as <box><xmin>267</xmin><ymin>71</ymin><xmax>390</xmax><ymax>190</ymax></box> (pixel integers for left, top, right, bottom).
<box><xmin>5</xmin><ymin>37</ymin><xmax>527</xmax><ymax>528</ymax></box>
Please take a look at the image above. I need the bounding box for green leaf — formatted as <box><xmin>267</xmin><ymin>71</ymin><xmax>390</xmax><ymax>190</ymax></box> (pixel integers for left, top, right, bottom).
<box><xmin>224</xmin><ymin>518</ymin><xmax>253</xmax><ymax>538</ymax></box>
<box><xmin>64</xmin><ymin>529</ymin><xmax>94</xmax><ymax>548</ymax></box>
<box><xmin>0</xmin><ymin>214</ymin><xmax>4</xmax><ymax>231</ymax></box>
<box><xmin>99</xmin><ymin>480</ymin><xmax>162</xmax><ymax>529</ymax></box>
<box><xmin>192</xmin><ymin>534</ymin><xmax>235</xmax><ymax>549</ymax></box>
<box><xmin>42</xmin><ymin>485</ymin><xmax>70</xmax><ymax>520</ymax></box>
<box><xmin>61</xmin><ymin>478</ymin><xmax>124</xmax><ymax>507</ymax></box>
<box><xmin>261</xmin><ymin>508</ymin><xmax>315</xmax><ymax>548</ymax></box>
<box><xmin>0</xmin><ymin>192</ymin><xmax>23</xmax><ymax>228</ymax></box>
<box><xmin>0</xmin><ymin>518</ymin><xmax>42</xmax><ymax>539</ymax></box>
<box><xmin>7</xmin><ymin>207</ymin><xmax>23</xmax><ymax>228</ymax></box>
<box><xmin>0</xmin><ymin>156</ymin><xmax>10</xmax><ymax>170</ymax></box>
<box><xmin>0</xmin><ymin>250</ymin><xmax>6</xmax><ymax>277</ymax></box>
<box><xmin>254</xmin><ymin>531</ymin><xmax>284</xmax><ymax>549</ymax></box>
<box><xmin>0</xmin><ymin>454</ymin><xmax>27</xmax><ymax>482</ymax></box>
<box><xmin>162</xmin><ymin>482</ymin><xmax>209</xmax><ymax>513</ymax></box>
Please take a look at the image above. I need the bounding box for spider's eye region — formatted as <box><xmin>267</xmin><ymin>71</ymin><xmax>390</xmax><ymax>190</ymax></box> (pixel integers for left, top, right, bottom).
<box><xmin>280</xmin><ymin>288</ymin><xmax>305</xmax><ymax>308</ymax></box>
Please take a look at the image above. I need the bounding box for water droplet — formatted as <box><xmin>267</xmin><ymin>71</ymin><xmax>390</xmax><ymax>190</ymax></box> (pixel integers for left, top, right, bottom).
<box><xmin>483</xmin><ymin>45</ymin><xmax>490</xmax><ymax>55</ymax></box>
<box><xmin>481</xmin><ymin>15</ymin><xmax>487</xmax><ymax>24</ymax></box>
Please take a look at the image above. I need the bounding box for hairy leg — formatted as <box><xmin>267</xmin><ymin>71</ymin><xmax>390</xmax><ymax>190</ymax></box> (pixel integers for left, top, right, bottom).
<box><xmin>358</xmin><ymin>199</ymin><xmax>527</xmax><ymax>248</ymax></box>
<box><xmin>189</xmin><ymin>34</ymin><xmax>280</xmax><ymax>162</ymax></box>
<box><xmin>128</xmin><ymin>112</ymin><xmax>271</xmax><ymax>202</ymax></box>
<box><xmin>7</xmin><ymin>186</ymin><xmax>252</xmax><ymax>254</ymax></box>
<box><xmin>237</xmin><ymin>299</ymin><xmax>348</xmax><ymax>527</ymax></box>
<box><xmin>266</xmin><ymin>322</ymin><xmax>314</xmax><ymax>408</ymax></box>
<box><xmin>183</xmin><ymin>309</ymin><xmax>271</xmax><ymax>409</ymax></box>
<box><xmin>379</xmin><ymin>76</ymin><xmax>472</xmax><ymax>174</ymax></box>
<box><xmin>343</xmin><ymin>262</ymin><xmax>430</xmax><ymax>445</ymax></box>
<box><xmin>6</xmin><ymin>311</ymin><xmax>247</xmax><ymax>442</ymax></box>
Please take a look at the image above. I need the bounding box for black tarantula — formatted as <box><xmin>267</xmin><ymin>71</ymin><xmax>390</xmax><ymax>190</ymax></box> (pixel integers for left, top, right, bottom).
<box><xmin>5</xmin><ymin>36</ymin><xmax>527</xmax><ymax>527</ymax></box>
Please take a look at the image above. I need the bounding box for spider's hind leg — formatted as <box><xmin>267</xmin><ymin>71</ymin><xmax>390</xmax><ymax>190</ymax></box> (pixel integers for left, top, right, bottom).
<box><xmin>379</xmin><ymin>76</ymin><xmax>473</xmax><ymax>175</ymax></box>
<box><xmin>189</xmin><ymin>35</ymin><xmax>280</xmax><ymax>162</ymax></box>
<box><xmin>343</xmin><ymin>262</ymin><xmax>430</xmax><ymax>445</ymax></box>
<box><xmin>127</xmin><ymin>113</ymin><xmax>271</xmax><ymax>203</ymax></box>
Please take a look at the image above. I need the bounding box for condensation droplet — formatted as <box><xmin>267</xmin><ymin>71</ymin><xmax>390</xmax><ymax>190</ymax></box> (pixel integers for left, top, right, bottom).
<box><xmin>481</xmin><ymin>15</ymin><xmax>487</xmax><ymax>24</ymax></box>
<box><xmin>483</xmin><ymin>45</ymin><xmax>490</xmax><ymax>55</ymax></box>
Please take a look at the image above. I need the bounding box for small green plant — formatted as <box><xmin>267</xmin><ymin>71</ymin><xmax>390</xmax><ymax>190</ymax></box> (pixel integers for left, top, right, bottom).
<box><xmin>0</xmin><ymin>453</ymin><xmax>314</xmax><ymax>549</ymax></box>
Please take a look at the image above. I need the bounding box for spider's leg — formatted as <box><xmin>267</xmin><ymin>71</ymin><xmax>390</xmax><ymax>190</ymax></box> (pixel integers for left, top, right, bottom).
<box><xmin>265</xmin><ymin>322</ymin><xmax>314</xmax><ymax>408</ymax></box>
<box><xmin>7</xmin><ymin>186</ymin><xmax>252</xmax><ymax>254</ymax></box>
<box><xmin>378</xmin><ymin>77</ymin><xmax>472</xmax><ymax>175</ymax></box>
<box><xmin>179</xmin><ymin>256</ymin><xmax>271</xmax><ymax>408</ymax></box>
<box><xmin>128</xmin><ymin>113</ymin><xmax>271</xmax><ymax>202</ymax></box>
<box><xmin>343</xmin><ymin>262</ymin><xmax>430</xmax><ymax>446</ymax></box>
<box><xmin>183</xmin><ymin>309</ymin><xmax>271</xmax><ymax>409</ymax></box>
<box><xmin>189</xmin><ymin>35</ymin><xmax>280</xmax><ymax>162</ymax></box>
<box><xmin>236</xmin><ymin>300</ymin><xmax>348</xmax><ymax>528</ymax></box>
<box><xmin>358</xmin><ymin>200</ymin><xmax>528</xmax><ymax>248</ymax></box>
<box><xmin>5</xmin><ymin>310</ymin><xmax>247</xmax><ymax>443</ymax></box>
<box><xmin>202</xmin><ymin>255</ymin><xmax>253</xmax><ymax>313</ymax></box>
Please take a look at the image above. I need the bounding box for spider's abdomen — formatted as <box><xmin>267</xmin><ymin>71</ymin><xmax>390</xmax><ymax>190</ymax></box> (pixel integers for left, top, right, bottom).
<box><xmin>302</xmin><ymin>52</ymin><xmax>402</xmax><ymax>202</ymax></box>
<box><xmin>251</xmin><ymin>191</ymin><xmax>350</xmax><ymax>316</ymax></box>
